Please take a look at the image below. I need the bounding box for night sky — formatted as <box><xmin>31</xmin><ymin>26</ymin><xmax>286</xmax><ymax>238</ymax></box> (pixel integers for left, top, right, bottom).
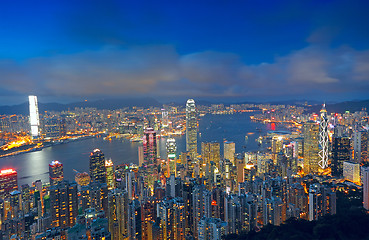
<box><xmin>1</xmin><ymin>0</ymin><xmax>369</xmax><ymax>104</ymax></box>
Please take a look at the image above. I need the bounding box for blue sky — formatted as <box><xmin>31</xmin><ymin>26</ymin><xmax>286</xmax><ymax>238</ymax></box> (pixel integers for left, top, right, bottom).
<box><xmin>1</xmin><ymin>0</ymin><xmax>369</xmax><ymax>104</ymax></box>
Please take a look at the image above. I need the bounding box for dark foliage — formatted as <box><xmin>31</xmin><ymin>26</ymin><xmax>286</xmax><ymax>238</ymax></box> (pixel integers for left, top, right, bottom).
<box><xmin>224</xmin><ymin>209</ymin><xmax>369</xmax><ymax>240</ymax></box>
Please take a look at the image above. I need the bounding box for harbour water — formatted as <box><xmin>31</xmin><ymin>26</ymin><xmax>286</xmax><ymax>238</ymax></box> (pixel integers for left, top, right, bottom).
<box><xmin>0</xmin><ymin>113</ymin><xmax>273</xmax><ymax>186</ymax></box>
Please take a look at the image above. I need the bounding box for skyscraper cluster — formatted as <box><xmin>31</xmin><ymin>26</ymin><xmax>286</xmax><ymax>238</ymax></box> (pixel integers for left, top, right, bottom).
<box><xmin>3</xmin><ymin>99</ymin><xmax>369</xmax><ymax>239</ymax></box>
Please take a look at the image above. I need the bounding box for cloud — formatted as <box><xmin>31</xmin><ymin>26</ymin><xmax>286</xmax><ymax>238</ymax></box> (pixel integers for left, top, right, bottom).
<box><xmin>1</xmin><ymin>43</ymin><xmax>369</xmax><ymax>101</ymax></box>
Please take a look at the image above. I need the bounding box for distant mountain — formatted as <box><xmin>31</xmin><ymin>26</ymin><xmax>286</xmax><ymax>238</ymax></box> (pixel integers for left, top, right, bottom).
<box><xmin>0</xmin><ymin>98</ymin><xmax>162</xmax><ymax>115</ymax></box>
<box><xmin>308</xmin><ymin>99</ymin><xmax>369</xmax><ymax>113</ymax></box>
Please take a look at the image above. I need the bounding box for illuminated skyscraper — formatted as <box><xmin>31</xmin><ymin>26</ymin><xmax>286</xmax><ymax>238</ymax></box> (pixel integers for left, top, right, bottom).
<box><xmin>105</xmin><ymin>159</ymin><xmax>115</xmax><ymax>190</ymax></box>
<box><xmin>166</xmin><ymin>138</ymin><xmax>177</xmax><ymax>159</ymax></box>
<box><xmin>303</xmin><ymin>121</ymin><xmax>320</xmax><ymax>174</ymax></box>
<box><xmin>143</xmin><ymin>128</ymin><xmax>158</xmax><ymax>189</ymax></box>
<box><xmin>89</xmin><ymin>149</ymin><xmax>106</xmax><ymax>183</ymax></box>
<box><xmin>166</xmin><ymin>138</ymin><xmax>177</xmax><ymax>176</ymax></box>
<box><xmin>353</xmin><ymin>130</ymin><xmax>368</xmax><ymax>163</ymax></box>
<box><xmin>28</xmin><ymin>95</ymin><xmax>40</xmax><ymax>139</ymax></box>
<box><xmin>318</xmin><ymin>104</ymin><xmax>329</xmax><ymax>169</ymax></box>
<box><xmin>49</xmin><ymin>160</ymin><xmax>64</xmax><ymax>185</ymax></box>
<box><xmin>143</xmin><ymin>128</ymin><xmax>157</xmax><ymax>166</ymax></box>
<box><xmin>224</xmin><ymin>141</ymin><xmax>235</xmax><ymax>164</ymax></box>
<box><xmin>363</xmin><ymin>167</ymin><xmax>369</xmax><ymax>210</ymax></box>
<box><xmin>0</xmin><ymin>168</ymin><xmax>18</xmax><ymax>199</ymax></box>
<box><xmin>186</xmin><ymin>99</ymin><xmax>197</xmax><ymax>159</ymax></box>
<box><xmin>331</xmin><ymin>136</ymin><xmax>350</xmax><ymax>177</ymax></box>
<box><xmin>50</xmin><ymin>180</ymin><xmax>78</xmax><ymax>228</ymax></box>
<box><xmin>202</xmin><ymin>142</ymin><xmax>221</xmax><ymax>169</ymax></box>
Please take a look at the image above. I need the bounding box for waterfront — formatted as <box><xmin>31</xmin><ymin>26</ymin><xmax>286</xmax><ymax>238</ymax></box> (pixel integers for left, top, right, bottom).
<box><xmin>1</xmin><ymin>113</ymin><xmax>273</xmax><ymax>186</ymax></box>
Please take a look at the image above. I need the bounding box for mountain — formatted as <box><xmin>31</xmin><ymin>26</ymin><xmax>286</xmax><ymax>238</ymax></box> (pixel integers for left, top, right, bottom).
<box><xmin>0</xmin><ymin>98</ymin><xmax>162</xmax><ymax>115</ymax></box>
<box><xmin>308</xmin><ymin>99</ymin><xmax>369</xmax><ymax>113</ymax></box>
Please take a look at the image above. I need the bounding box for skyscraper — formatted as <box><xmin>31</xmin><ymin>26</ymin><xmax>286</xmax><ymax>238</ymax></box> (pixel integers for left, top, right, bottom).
<box><xmin>166</xmin><ymin>138</ymin><xmax>177</xmax><ymax>160</ymax></box>
<box><xmin>0</xmin><ymin>168</ymin><xmax>18</xmax><ymax>199</ymax></box>
<box><xmin>363</xmin><ymin>167</ymin><xmax>369</xmax><ymax>210</ymax></box>
<box><xmin>331</xmin><ymin>136</ymin><xmax>350</xmax><ymax>177</ymax></box>
<box><xmin>186</xmin><ymin>99</ymin><xmax>197</xmax><ymax>159</ymax></box>
<box><xmin>105</xmin><ymin>159</ymin><xmax>115</xmax><ymax>190</ymax></box>
<box><xmin>224</xmin><ymin>141</ymin><xmax>235</xmax><ymax>164</ymax></box>
<box><xmin>143</xmin><ymin>128</ymin><xmax>157</xmax><ymax>166</ymax></box>
<box><xmin>202</xmin><ymin>142</ymin><xmax>221</xmax><ymax>169</ymax></box>
<box><xmin>89</xmin><ymin>149</ymin><xmax>106</xmax><ymax>183</ymax></box>
<box><xmin>49</xmin><ymin>180</ymin><xmax>78</xmax><ymax>228</ymax></box>
<box><xmin>353</xmin><ymin>130</ymin><xmax>368</xmax><ymax>163</ymax></box>
<box><xmin>303</xmin><ymin>121</ymin><xmax>320</xmax><ymax>174</ymax></box>
<box><xmin>318</xmin><ymin>104</ymin><xmax>329</xmax><ymax>169</ymax></box>
<box><xmin>49</xmin><ymin>160</ymin><xmax>64</xmax><ymax>185</ymax></box>
<box><xmin>28</xmin><ymin>95</ymin><xmax>40</xmax><ymax>139</ymax></box>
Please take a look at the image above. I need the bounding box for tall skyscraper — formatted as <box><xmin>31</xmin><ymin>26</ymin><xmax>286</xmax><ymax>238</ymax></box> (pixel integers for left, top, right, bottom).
<box><xmin>363</xmin><ymin>167</ymin><xmax>369</xmax><ymax>210</ymax></box>
<box><xmin>0</xmin><ymin>168</ymin><xmax>18</xmax><ymax>199</ymax></box>
<box><xmin>353</xmin><ymin>130</ymin><xmax>368</xmax><ymax>163</ymax></box>
<box><xmin>186</xmin><ymin>99</ymin><xmax>197</xmax><ymax>159</ymax></box>
<box><xmin>49</xmin><ymin>160</ymin><xmax>64</xmax><ymax>185</ymax></box>
<box><xmin>28</xmin><ymin>95</ymin><xmax>40</xmax><ymax>139</ymax></box>
<box><xmin>89</xmin><ymin>149</ymin><xmax>106</xmax><ymax>183</ymax></box>
<box><xmin>166</xmin><ymin>138</ymin><xmax>177</xmax><ymax>160</ymax></box>
<box><xmin>331</xmin><ymin>136</ymin><xmax>350</xmax><ymax>177</ymax></box>
<box><xmin>108</xmin><ymin>189</ymin><xmax>129</xmax><ymax>239</ymax></box>
<box><xmin>303</xmin><ymin>121</ymin><xmax>320</xmax><ymax>174</ymax></box>
<box><xmin>143</xmin><ymin>128</ymin><xmax>157</xmax><ymax>166</ymax></box>
<box><xmin>105</xmin><ymin>159</ymin><xmax>115</xmax><ymax>190</ymax></box>
<box><xmin>49</xmin><ymin>180</ymin><xmax>78</xmax><ymax>228</ymax></box>
<box><xmin>202</xmin><ymin>142</ymin><xmax>221</xmax><ymax>169</ymax></box>
<box><xmin>318</xmin><ymin>104</ymin><xmax>329</xmax><ymax>169</ymax></box>
<box><xmin>224</xmin><ymin>141</ymin><xmax>235</xmax><ymax>164</ymax></box>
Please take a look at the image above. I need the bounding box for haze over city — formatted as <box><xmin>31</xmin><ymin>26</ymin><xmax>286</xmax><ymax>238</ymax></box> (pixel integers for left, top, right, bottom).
<box><xmin>1</xmin><ymin>0</ymin><xmax>369</xmax><ymax>104</ymax></box>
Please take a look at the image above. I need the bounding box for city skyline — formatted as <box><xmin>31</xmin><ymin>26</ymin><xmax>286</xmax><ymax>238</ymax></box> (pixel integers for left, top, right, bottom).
<box><xmin>1</xmin><ymin>0</ymin><xmax>369</xmax><ymax>104</ymax></box>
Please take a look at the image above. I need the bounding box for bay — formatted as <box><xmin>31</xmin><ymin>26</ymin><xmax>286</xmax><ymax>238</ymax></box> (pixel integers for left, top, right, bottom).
<box><xmin>0</xmin><ymin>112</ymin><xmax>273</xmax><ymax>186</ymax></box>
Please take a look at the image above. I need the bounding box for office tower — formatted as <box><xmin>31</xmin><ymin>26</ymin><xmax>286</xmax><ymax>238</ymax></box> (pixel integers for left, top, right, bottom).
<box><xmin>105</xmin><ymin>159</ymin><xmax>115</xmax><ymax>190</ymax></box>
<box><xmin>29</xmin><ymin>95</ymin><xmax>40</xmax><ymax>139</ymax></box>
<box><xmin>157</xmin><ymin>197</ymin><xmax>186</xmax><ymax>240</ymax></box>
<box><xmin>271</xmin><ymin>136</ymin><xmax>284</xmax><ymax>164</ymax></box>
<box><xmin>224</xmin><ymin>141</ymin><xmax>235</xmax><ymax>164</ymax></box>
<box><xmin>0</xmin><ymin>168</ymin><xmax>18</xmax><ymax>199</ymax></box>
<box><xmin>186</xmin><ymin>99</ymin><xmax>197</xmax><ymax>159</ymax></box>
<box><xmin>108</xmin><ymin>189</ymin><xmax>129</xmax><ymax>240</ymax></box>
<box><xmin>166</xmin><ymin>138</ymin><xmax>177</xmax><ymax>159</ymax></box>
<box><xmin>138</xmin><ymin>145</ymin><xmax>144</xmax><ymax>167</ymax></box>
<box><xmin>343</xmin><ymin>161</ymin><xmax>361</xmax><ymax>184</ymax></box>
<box><xmin>89</xmin><ymin>149</ymin><xmax>106</xmax><ymax>183</ymax></box>
<box><xmin>49</xmin><ymin>181</ymin><xmax>78</xmax><ymax>228</ymax></box>
<box><xmin>319</xmin><ymin>104</ymin><xmax>329</xmax><ymax>169</ymax></box>
<box><xmin>303</xmin><ymin>121</ymin><xmax>320</xmax><ymax>174</ymax></box>
<box><xmin>143</xmin><ymin>128</ymin><xmax>157</xmax><ymax>166</ymax></box>
<box><xmin>353</xmin><ymin>130</ymin><xmax>368</xmax><ymax>163</ymax></box>
<box><xmin>331</xmin><ymin>136</ymin><xmax>351</xmax><ymax>177</ymax></box>
<box><xmin>49</xmin><ymin>160</ymin><xmax>63</xmax><ymax>186</ymax></box>
<box><xmin>363</xmin><ymin>167</ymin><xmax>369</xmax><ymax>210</ymax></box>
<box><xmin>141</xmin><ymin>199</ymin><xmax>156</xmax><ymax>240</ymax></box>
<box><xmin>128</xmin><ymin>199</ymin><xmax>142</xmax><ymax>240</ymax></box>
<box><xmin>201</xmin><ymin>142</ymin><xmax>220</xmax><ymax>169</ymax></box>
<box><xmin>89</xmin><ymin>181</ymin><xmax>108</xmax><ymax>214</ymax></box>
